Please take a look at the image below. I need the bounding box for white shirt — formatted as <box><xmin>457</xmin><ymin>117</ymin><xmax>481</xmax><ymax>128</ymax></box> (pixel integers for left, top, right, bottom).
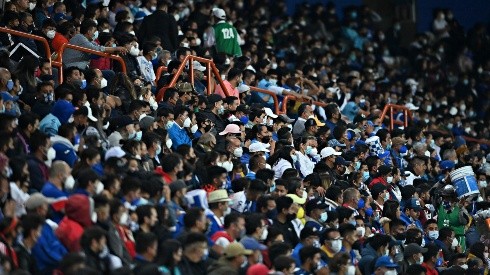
<box><xmin>230</xmin><ymin>191</ymin><xmax>246</xmax><ymax>213</ymax></box>
<box><xmin>10</xmin><ymin>182</ymin><xmax>29</xmax><ymax>217</ymax></box>
<box><xmin>272</xmin><ymin>158</ymin><xmax>292</xmax><ymax>179</ymax></box>
<box><xmin>297</xmin><ymin>151</ymin><xmax>315</xmax><ymax>178</ymax></box>
<box><xmin>137</xmin><ymin>56</ymin><xmax>156</xmax><ymax>85</ymax></box>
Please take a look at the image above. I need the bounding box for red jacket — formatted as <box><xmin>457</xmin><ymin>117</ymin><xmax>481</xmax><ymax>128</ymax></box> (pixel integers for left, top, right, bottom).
<box><xmin>55</xmin><ymin>195</ymin><xmax>92</xmax><ymax>252</ymax></box>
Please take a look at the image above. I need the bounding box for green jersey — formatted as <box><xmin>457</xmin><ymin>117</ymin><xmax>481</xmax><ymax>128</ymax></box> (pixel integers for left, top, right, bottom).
<box><xmin>213</xmin><ymin>22</ymin><xmax>242</xmax><ymax>57</ymax></box>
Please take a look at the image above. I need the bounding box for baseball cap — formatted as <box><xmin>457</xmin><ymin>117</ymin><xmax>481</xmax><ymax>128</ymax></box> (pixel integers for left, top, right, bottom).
<box><xmin>192</xmin><ymin>61</ymin><xmax>206</xmax><ymax>72</ymax></box>
<box><xmin>116</xmin><ymin>115</ymin><xmax>137</xmax><ymax>129</ymax></box>
<box><xmin>207</xmin><ymin>189</ymin><xmax>231</xmax><ymax>204</ymax></box>
<box><xmin>249</xmin><ymin>143</ymin><xmax>270</xmax><ymax>153</ymax></box>
<box><xmin>320</xmin><ymin>147</ymin><xmax>341</xmax><ymax>159</ymax></box>
<box><xmin>406</xmin><ymin>198</ymin><xmax>422</xmax><ymax>211</ymax></box>
<box><xmin>263</xmin><ymin>107</ymin><xmax>278</xmax><ymax>118</ymax></box>
<box><xmin>313</xmin><ymin>116</ymin><xmax>325</xmax><ymax>127</ymax></box>
<box><xmin>300</xmin><ymin>226</ymin><xmax>320</xmax><ymax>240</ymax></box>
<box><xmin>224</xmin><ymin>243</ymin><xmax>252</xmax><ymax>258</ymax></box>
<box><xmin>139</xmin><ymin>116</ymin><xmax>155</xmax><ymax>131</ymax></box>
<box><xmin>240</xmin><ymin>236</ymin><xmax>267</xmax><ymax>251</ymax></box>
<box><xmin>305</xmin><ymin>198</ymin><xmax>328</xmax><ymax>214</ymax></box>
<box><xmin>335</xmin><ymin>156</ymin><xmax>351</xmax><ymax>166</ymax></box>
<box><xmin>439</xmin><ymin>160</ymin><xmax>455</xmax><ymax>170</ymax></box>
<box><xmin>105</xmin><ymin>146</ymin><xmax>126</xmax><ymax>161</ymax></box>
<box><xmin>25</xmin><ymin>193</ymin><xmax>55</xmax><ymax>210</ymax></box>
<box><xmin>371</xmin><ymin>183</ymin><xmax>387</xmax><ymax>198</ymax></box>
<box><xmin>212</xmin><ymin>8</ymin><xmax>226</xmax><ymax>20</ymax></box>
<box><xmin>375</xmin><ymin>256</ymin><xmax>399</xmax><ymax>268</ymax></box>
<box><xmin>219</xmin><ymin>124</ymin><xmax>241</xmax><ymax>135</ymax></box>
<box><xmin>404</xmin><ymin>243</ymin><xmax>428</xmax><ymax>258</ymax></box>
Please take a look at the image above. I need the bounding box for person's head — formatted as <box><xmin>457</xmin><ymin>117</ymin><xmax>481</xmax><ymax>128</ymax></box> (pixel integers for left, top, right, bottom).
<box><xmin>224</xmin><ymin>212</ymin><xmax>245</xmax><ymax>239</ymax></box>
<box><xmin>342</xmin><ymin>188</ymin><xmax>360</xmax><ymax>209</ymax></box>
<box><xmin>183</xmin><ymin>207</ymin><xmax>207</xmax><ymax>232</ymax></box>
<box><xmin>136</xmin><ymin>204</ymin><xmax>158</xmax><ymax>227</ymax></box>
<box><xmin>121</xmin><ymin>176</ymin><xmax>141</xmax><ymax>202</ymax></box>
<box><xmin>437</xmin><ymin>227</ymin><xmax>455</xmax><ymax>245</ymax></box>
<box><xmin>336</xmin><ymin>206</ymin><xmax>355</xmax><ymax>226</ymax></box>
<box><xmin>423</xmin><ymin>243</ymin><xmax>440</xmax><ymax>265</ymax></box>
<box><xmin>80</xmin><ymin>19</ymin><xmax>98</xmax><ymax>40</ymax></box>
<box><xmin>76</xmin><ymin>168</ymin><xmax>100</xmax><ymax>195</ymax></box>
<box><xmin>182</xmin><ymin>232</ymin><xmax>208</xmax><ymax>263</ymax></box>
<box><xmin>161</xmin><ymin>153</ymin><xmax>183</xmax><ymax>175</ymax></box>
<box><xmin>245</xmin><ymin>213</ymin><xmax>266</xmax><ymax>239</ymax></box>
<box><xmin>298</xmin><ymin>246</ymin><xmax>322</xmax><ymax>271</ymax></box>
<box><xmin>273</xmin><ymin>255</ymin><xmax>296</xmax><ymax>275</ymax></box>
<box><xmin>206</xmin><ymin>165</ymin><xmax>227</xmax><ymax>187</ymax></box>
<box><xmin>368</xmin><ymin>234</ymin><xmax>392</xmax><ymax>255</ymax></box>
<box><xmin>449</xmin><ymin>253</ymin><xmax>467</xmax><ymax>268</ymax></box>
<box><xmin>135</xmin><ymin>232</ymin><xmax>158</xmax><ymax>261</ymax></box>
<box><xmin>158</xmin><ymin>239</ymin><xmax>182</xmax><ymax>268</ymax></box>
<box><xmin>20</xmin><ymin>213</ymin><xmax>43</xmax><ymax>244</ymax></box>
<box><xmin>424</xmin><ymin>219</ymin><xmax>439</xmax><ymax>240</ymax></box>
<box><xmin>275</xmin><ymin>196</ymin><xmax>295</xmax><ymax>219</ymax></box>
<box><xmin>469</xmin><ymin>242</ymin><xmax>487</xmax><ymax>261</ymax></box>
<box><xmin>80</xmin><ymin>226</ymin><xmax>107</xmax><ymax>254</ymax></box>
<box><xmin>93</xmin><ymin>194</ymin><xmax>110</xmax><ymax>223</ymax></box>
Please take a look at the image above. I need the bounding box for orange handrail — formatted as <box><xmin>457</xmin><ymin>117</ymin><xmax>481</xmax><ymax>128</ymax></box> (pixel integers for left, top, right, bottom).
<box><xmin>0</xmin><ymin>27</ymin><xmax>52</xmax><ymax>62</ymax></box>
<box><xmin>57</xmin><ymin>43</ymin><xmax>126</xmax><ymax>84</ymax></box>
<box><xmin>249</xmin><ymin>86</ymin><xmax>279</xmax><ymax>114</ymax></box>
<box><xmin>380</xmin><ymin>104</ymin><xmax>412</xmax><ymax>130</ymax></box>
<box><xmin>155</xmin><ymin>65</ymin><xmax>167</xmax><ymax>83</ymax></box>
<box><xmin>167</xmin><ymin>55</ymin><xmax>229</xmax><ymax>97</ymax></box>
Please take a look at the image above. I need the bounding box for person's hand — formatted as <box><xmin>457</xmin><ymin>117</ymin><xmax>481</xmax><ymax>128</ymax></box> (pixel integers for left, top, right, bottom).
<box><xmin>118</xmin><ymin>47</ymin><xmax>128</xmax><ymax>55</ymax></box>
<box><xmin>162</xmin><ymin>184</ymin><xmax>171</xmax><ymax>202</ymax></box>
<box><xmin>316</xmin><ymin>186</ymin><xmax>326</xmax><ymax>197</ymax></box>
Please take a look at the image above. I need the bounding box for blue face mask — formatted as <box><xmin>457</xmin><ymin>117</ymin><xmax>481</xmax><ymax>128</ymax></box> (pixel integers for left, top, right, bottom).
<box><xmin>80</xmin><ymin>79</ymin><xmax>87</xmax><ymax>89</ymax></box>
<box><xmin>362</xmin><ymin>171</ymin><xmax>370</xmax><ymax>182</ymax></box>
<box><xmin>365</xmin><ymin>207</ymin><xmax>374</xmax><ymax>217</ymax></box>
<box><xmin>269</xmin><ymin>182</ymin><xmax>276</xmax><ymax>193</ymax></box>
<box><xmin>6</xmin><ymin>79</ymin><xmax>14</xmax><ymax>91</ymax></box>
<box><xmin>354</xmin><ymin>161</ymin><xmax>361</xmax><ymax>171</ymax></box>
<box><xmin>320</xmin><ymin>212</ymin><xmax>328</xmax><ymax>223</ymax></box>
<box><xmin>357</xmin><ymin>198</ymin><xmax>365</xmax><ymax>209</ymax></box>
<box><xmin>239</xmin><ymin>116</ymin><xmax>249</xmax><ymax>125</ymax></box>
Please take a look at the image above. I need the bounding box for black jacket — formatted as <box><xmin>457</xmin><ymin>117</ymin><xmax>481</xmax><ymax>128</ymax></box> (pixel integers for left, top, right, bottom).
<box><xmin>138</xmin><ymin>10</ymin><xmax>178</xmax><ymax>52</ymax></box>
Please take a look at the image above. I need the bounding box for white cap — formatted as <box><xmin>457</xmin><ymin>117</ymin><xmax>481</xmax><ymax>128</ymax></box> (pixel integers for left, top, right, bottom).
<box><xmin>237</xmin><ymin>84</ymin><xmax>250</xmax><ymax>93</ymax></box>
<box><xmin>405</xmin><ymin>103</ymin><xmax>419</xmax><ymax>111</ymax></box>
<box><xmin>320</xmin><ymin>147</ymin><xmax>341</xmax><ymax>159</ymax></box>
<box><xmin>87</xmin><ymin>105</ymin><xmax>98</xmax><ymax>122</ymax></box>
<box><xmin>192</xmin><ymin>60</ymin><xmax>206</xmax><ymax>72</ymax></box>
<box><xmin>105</xmin><ymin>146</ymin><xmax>126</xmax><ymax>161</ymax></box>
<box><xmin>249</xmin><ymin>142</ymin><xmax>270</xmax><ymax>153</ymax></box>
<box><xmin>263</xmin><ymin>107</ymin><xmax>278</xmax><ymax>118</ymax></box>
<box><xmin>246</xmin><ymin>65</ymin><xmax>256</xmax><ymax>73</ymax></box>
<box><xmin>212</xmin><ymin>8</ymin><xmax>226</xmax><ymax>20</ymax></box>
<box><xmin>405</xmin><ymin>78</ymin><xmax>419</xmax><ymax>86</ymax></box>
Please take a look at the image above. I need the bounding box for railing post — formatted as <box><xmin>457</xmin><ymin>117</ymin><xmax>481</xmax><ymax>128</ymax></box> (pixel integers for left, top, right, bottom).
<box><xmin>189</xmin><ymin>57</ymin><xmax>194</xmax><ymax>87</ymax></box>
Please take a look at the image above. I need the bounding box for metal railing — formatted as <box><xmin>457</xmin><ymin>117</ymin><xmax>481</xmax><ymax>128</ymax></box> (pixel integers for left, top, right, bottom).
<box><xmin>155</xmin><ymin>65</ymin><xmax>167</xmax><ymax>83</ymax></box>
<box><xmin>380</xmin><ymin>104</ymin><xmax>412</xmax><ymax>130</ymax></box>
<box><xmin>0</xmin><ymin>27</ymin><xmax>52</xmax><ymax>61</ymax></box>
<box><xmin>249</xmin><ymin>86</ymin><xmax>279</xmax><ymax>114</ymax></box>
<box><xmin>279</xmin><ymin>95</ymin><xmax>327</xmax><ymax>115</ymax></box>
<box><xmin>57</xmin><ymin>43</ymin><xmax>127</xmax><ymax>84</ymax></box>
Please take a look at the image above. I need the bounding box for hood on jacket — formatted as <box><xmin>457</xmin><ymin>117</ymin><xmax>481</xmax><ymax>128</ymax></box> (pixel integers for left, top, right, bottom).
<box><xmin>51</xmin><ymin>135</ymin><xmax>74</xmax><ymax>148</ymax></box>
<box><xmin>65</xmin><ymin>194</ymin><xmax>92</xmax><ymax>227</ymax></box>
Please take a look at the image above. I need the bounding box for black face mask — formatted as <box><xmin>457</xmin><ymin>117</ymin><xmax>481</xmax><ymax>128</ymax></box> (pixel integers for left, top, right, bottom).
<box><xmin>266</xmin><ymin>209</ymin><xmax>278</xmax><ymax>220</ymax></box>
<box><xmin>203</xmin><ymin>124</ymin><xmax>212</xmax><ymax>132</ymax></box>
<box><xmin>286</xmin><ymin>213</ymin><xmax>296</xmax><ymax>221</ymax></box>
<box><xmin>395</xmin><ymin>232</ymin><xmax>406</xmax><ymax>241</ymax></box>
<box><xmin>261</xmin><ymin>136</ymin><xmax>271</xmax><ymax>144</ymax></box>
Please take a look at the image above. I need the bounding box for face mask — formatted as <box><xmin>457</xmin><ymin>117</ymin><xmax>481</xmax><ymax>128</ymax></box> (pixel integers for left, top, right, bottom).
<box><xmin>64</xmin><ymin>175</ymin><xmax>75</xmax><ymax>190</ymax></box>
<box><xmin>354</xmin><ymin>161</ymin><xmax>361</xmax><ymax>171</ymax></box>
<box><xmin>484</xmin><ymin>252</ymin><xmax>489</xmax><ymax>259</ymax></box>
<box><xmin>348</xmin><ymin>220</ymin><xmax>357</xmax><ymax>227</ymax></box>
<box><xmin>384</xmin><ymin>192</ymin><xmax>390</xmax><ymax>201</ymax></box>
<box><xmin>6</xmin><ymin>79</ymin><xmax>14</xmax><ymax>91</ymax></box>
<box><xmin>330</xmin><ymin>239</ymin><xmax>342</xmax><ymax>253</ymax></box>
<box><xmin>152</xmin><ymin>52</ymin><xmax>158</xmax><ymax>60</ymax></box>
<box><xmin>119</xmin><ymin>212</ymin><xmax>129</xmax><ymax>225</ymax></box>
<box><xmin>305</xmin><ymin>146</ymin><xmax>313</xmax><ymax>155</ymax></box>
<box><xmin>260</xmin><ymin>227</ymin><xmax>268</xmax><ymax>240</ymax></box>
<box><xmin>80</xmin><ymin>79</ymin><xmax>87</xmax><ymax>89</ymax></box>
<box><xmin>92</xmin><ymin>31</ymin><xmax>99</xmax><ymax>40</ymax></box>
<box><xmin>130</xmin><ymin>46</ymin><xmax>140</xmax><ymax>56</ymax></box>
<box><xmin>221</xmin><ymin>161</ymin><xmax>233</xmax><ymax>172</ymax></box>
<box><xmin>384</xmin><ymin>270</ymin><xmax>397</xmax><ymax>275</ymax></box>
<box><xmin>266</xmin><ymin>209</ymin><xmax>278</xmax><ymax>220</ymax></box>
<box><xmin>428</xmin><ymin>230</ymin><xmax>439</xmax><ymax>240</ymax></box>
<box><xmin>320</xmin><ymin>212</ymin><xmax>328</xmax><ymax>223</ymax></box>
<box><xmin>134</xmin><ymin>131</ymin><xmax>142</xmax><ymax>141</ymax></box>
<box><xmin>269</xmin><ymin>79</ymin><xmax>277</xmax><ymax>86</ymax></box>
<box><xmin>155</xmin><ymin>144</ymin><xmax>162</xmax><ymax>155</ymax></box>
<box><xmin>128</xmin><ymin>131</ymin><xmax>137</xmax><ymax>140</ymax></box>
<box><xmin>239</xmin><ymin>116</ymin><xmax>249</xmax><ymax>124</ymax></box>
<box><xmin>202</xmin><ymin>248</ymin><xmax>209</xmax><ymax>260</ymax></box>
<box><xmin>95</xmin><ymin>181</ymin><xmax>104</xmax><ymax>194</ymax></box>
<box><xmin>46</xmin><ymin>147</ymin><xmax>56</xmax><ymax>161</ymax></box>
<box><xmin>29</xmin><ymin>2</ymin><xmax>36</xmax><ymax>10</ymax></box>
<box><xmin>218</xmin><ymin>105</ymin><xmax>224</xmax><ymax>115</ymax></box>
<box><xmin>365</xmin><ymin>207</ymin><xmax>374</xmax><ymax>217</ymax></box>
<box><xmin>347</xmin><ymin>265</ymin><xmax>356</xmax><ymax>275</ymax></box>
<box><xmin>47</xmin><ymin>30</ymin><xmax>56</xmax><ymax>39</ymax></box>
<box><xmin>385</xmin><ymin>248</ymin><xmax>390</xmax><ymax>256</ymax></box>
<box><xmin>166</xmin><ymin>120</ymin><xmax>174</xmax><ymax>129</ymax></box>
<box><xmin>387</xmin><ymin>176</ymin><xmax>393</xmax><ymax>183</ymax></box>
<box><xmin>166</xmin><ymin>139</ymin><xmax>173</xmax><ymax>149</ymax></box>
<box><xmin>291</xmin><ymin>154</ymin><xmax>298</xmax><ymax>163</ymax></box>
<box><xmin>100</xmin><ymin>78</ymin><xmax>107</xmax><ymax>89</ymax></box>
<box><xmin>362</xmin><ymin>171</ymin><xmax>370</xmax><ymax>182</ymax></box>
<box><xmin>357</xmin><ymin>226</ymin><xmax>365</xmax><ymax>237</ymax></box>
<box><xmin>190</xmin><ymin>124</ymin><xmax>199</xmax><ymax>134</ymax></box>
<box><xmin>310</xmin><ymin>148</ymin><xmax>318</xmax><ymax>156</ymax></box>
<box><xmin>451</xmin><ymin>238</ymin><xmax>458</xmax><ymax>249</ymax></box>
<box><xmin>233</xmin><ymin>147</ymin><xmax>243</xmax><ymax>158</ymax></box>
<box><xmin>183</xmin><ymin>117</ymin><xmax>191</xmax><ymax>128</ymax></box>
<box><xmin>479</xmin><ymin>181</ymin><xmax>488</xmax><ymax>188</ymax></box>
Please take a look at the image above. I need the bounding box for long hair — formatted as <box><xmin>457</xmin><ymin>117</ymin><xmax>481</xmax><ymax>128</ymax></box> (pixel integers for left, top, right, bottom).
<box><xmin>267</xmin><ymin>145</ymin><xmax>294</xmax><ymax>167</ymax></box>
<box><xmin>14</xmin><ymin>55</ymin><xmax>39</xmax><ymax>88</ymax></box>
<box><xmin>109</xmin><ymin>72</ymin><xmax>137</xmax><ymax>100</ymax></box>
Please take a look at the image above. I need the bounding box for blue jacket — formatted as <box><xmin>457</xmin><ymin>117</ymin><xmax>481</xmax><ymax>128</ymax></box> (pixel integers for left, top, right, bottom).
<box><xmin>400</xmin><ymin>212</ymin><xmax>423</xmax><ymax>230</ymax></box>
<box><xmin>32</xmin><ymin>222</ymin><xmax>68</xmax><ymax>273</ymax></box>
<box><xmin>51</xmin><ymin>135</ymin><xmax>77</xmax><ymax>167</ymax></box>
<box><xmin>292</xmin><ymin>242</ymin><xmax>304</xmax><ymax>266</ymax></box>
<box><xmin>168</xmin><ymin>123</ymin><xmax>192</xmax><ymax>150</ymax></box>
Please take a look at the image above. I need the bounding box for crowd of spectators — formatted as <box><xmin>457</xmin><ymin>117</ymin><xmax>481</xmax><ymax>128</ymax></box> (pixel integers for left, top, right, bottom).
<box><xmin>0</xmin><ymin>0</ymin><xmax>490</xmax><ymax>275</ymax></box>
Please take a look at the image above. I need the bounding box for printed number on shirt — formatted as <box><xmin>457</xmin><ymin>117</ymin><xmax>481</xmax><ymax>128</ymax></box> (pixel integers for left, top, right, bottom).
<box><xmin>222</xmin><ymin>28</ymin><xmax>235</xmax><ymax>39</ymax></box>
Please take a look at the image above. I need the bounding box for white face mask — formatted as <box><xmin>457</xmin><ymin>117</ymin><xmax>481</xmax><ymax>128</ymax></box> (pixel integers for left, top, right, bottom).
<box><xmin>64</xmin><ymin>175</ymin><xmax>75</xmax><ymax>190</ymax></box>
<box><xmin>356</xmin><ymin>226</ymin><xmax>365</xmax><ymax>237</ymax></box>
<box><xmin>346</xmin><ymin>265</ymin><xmax>356</xmax><ymax>275</ymax></box>
<box><xmin>460</xmin><ymin>264</ymin><xmax>468</xmax><ymax>270</ymax></box>
<box><xmin>119</xmin><ymin>212</ymin><xmax>129</xmax><ymax>225</ymax></box>
<box><xmin>166</xmin><ymin>139</ymin><xmax>173</xmax><ymax>149</ymax></box>
<box><xmin>47</xmin><ymin>147</ymin><xmax>56</xmax><ymax>160</ymax></box>
<box><xmin>47</xmin><ymin>30</ymin><xmax>56</xmax><ymax>39</ymax></box>
<box><xmin>387</xmin><ymin>176</ymin><xmax>393</xmax><ymax>183</ymax></box>
<box><xmin>428</xmin><ymin>230</ymin><xmax>439</xmax><ymax>240</ymax></box>
<box><xmin>100</xmin><ymin>78</ymin><xmax>108</xmax><ymax>89</ymax></box>
<box><xmin>183</xmin><ymin>117</ymin><xmax>191</xmax><ymax>128</ymax></box>
<box><xmin>484</xmin><ymin>252</ymin><xmax>489</xmax><ymax>259</ymax></box>
<box><xmin>221</xmin><ymin>161</ymin><xmax>233</xmax><ymax>172</ymax></box>
<box><xmin>384</xmin><ymin>270</ymin><xmax>397</xmax><ymax>275</ymax></box>
<box><xmin>330</xmin><ymin>239</ymin><xmax>342</xmax><ymax>253</ymax></box>
<box><xmin>190</xmin><ymin>124</ymin><xmax>199</xmax><ymax>134</ymax></box>
<box><xmin>260</xmin><ymin>227</ymin><xmax>268</xmax><ymax>240</ymax></box>
<box><xmin>95</xmin><ymin>181</ymin><xmax>104</xmax><ymax>194</ymax></box>
<box><xmin>417</xmin><ymin>255</ymin><xmax>424</xmax><ymax>264</ymax></box>
<box><xmin>233</xmin><ymin>147</ymin><xmax>243</xmax><ymax>158</ymax></box>
<box><xmin>130</xmin><ymin>46</ymin><xmax>140</xmax><ymax>56</ymax></box>
<box><xmin>451</xmin><ymin>237</ymin><xmax>458</xmax><ymax>249</ymax></box>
